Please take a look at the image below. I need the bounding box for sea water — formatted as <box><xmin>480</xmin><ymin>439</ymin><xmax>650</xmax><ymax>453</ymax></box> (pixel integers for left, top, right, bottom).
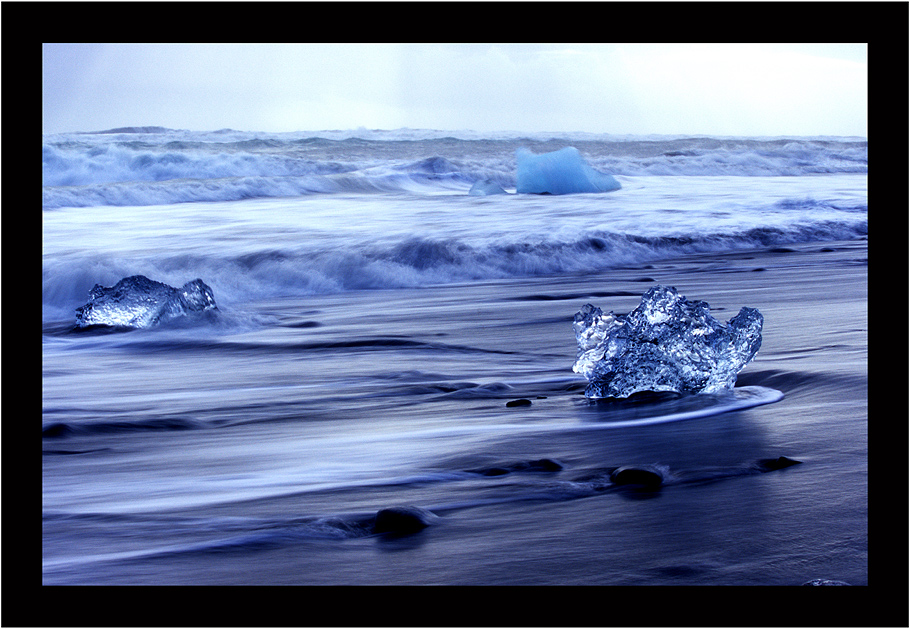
<box><xmin>41</xmin><ymin>128</ymin><xmax>868</xmax><ymax>588</ymax></box>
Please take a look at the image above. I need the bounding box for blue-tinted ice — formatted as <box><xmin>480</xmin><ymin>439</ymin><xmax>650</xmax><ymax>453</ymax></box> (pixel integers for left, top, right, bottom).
<box><xmin>468</xmin><ymin>179</ymin><xmax>508</xmax><ymax>196</ymax></box>
<box><xmin>573</xmin><ymin>286</ymin><xmax>762</xmax><ymax>399</ymax></box>
<box><xmin>516</xmin><ymin>146</ymin><xmax>620</xmax><ymax>195</ymax></box>
<box><xmin>75</xmin><ymin>275</ymin><xmax>217</xmax><ymax>329</ymax></box>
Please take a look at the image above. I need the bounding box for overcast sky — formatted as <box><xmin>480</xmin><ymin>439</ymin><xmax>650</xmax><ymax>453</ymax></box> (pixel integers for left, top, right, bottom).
<box><xmin>42</xmin><ymin>43</ymin><xmax>867</xmax><ymax>137</ymax></box>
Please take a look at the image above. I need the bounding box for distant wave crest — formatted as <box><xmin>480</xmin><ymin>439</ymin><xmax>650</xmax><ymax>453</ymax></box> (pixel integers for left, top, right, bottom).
<box><xmin>42</xmin><ymin>130</ymin><xmax>867</xmax><ymax>209</ymax></box>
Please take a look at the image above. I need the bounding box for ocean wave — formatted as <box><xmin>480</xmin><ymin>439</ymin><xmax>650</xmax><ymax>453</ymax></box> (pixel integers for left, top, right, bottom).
<box><xmin>42</xmin><ymin>130</ymin><xmax>867</xmax><ymax>208</ymax></box>
<box><xmin>41</xmin><ymin>220</ymin><xmax>867</xmax><ymax>320</ymax></box>
<box><xmin>41</xmin><ymin>169</ymin><xmax>479</xmax><ymax>209</ymax></box>
<box><xmin>42</xmin><ymin>141</ymin><xmax>359</xmax><ymax>188</ymax></box>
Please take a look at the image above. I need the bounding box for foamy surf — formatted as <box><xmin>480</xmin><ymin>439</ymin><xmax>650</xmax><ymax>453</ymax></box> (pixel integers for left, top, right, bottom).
<box><xmin>42</xmin><ymin>129</ymin><xmax>866</xmax><ymax>208</ymax></box>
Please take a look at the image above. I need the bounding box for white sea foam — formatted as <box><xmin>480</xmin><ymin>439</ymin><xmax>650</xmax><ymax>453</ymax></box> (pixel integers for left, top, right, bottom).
<box><xmin>42</xmin><ymin>129</ymin><xmax>867</xmax><ymax>209</ymax></box>
<box><xmin>41</xmin><ymin>129</ymin><xmax>868</xmax><ymax>323</ymax></box>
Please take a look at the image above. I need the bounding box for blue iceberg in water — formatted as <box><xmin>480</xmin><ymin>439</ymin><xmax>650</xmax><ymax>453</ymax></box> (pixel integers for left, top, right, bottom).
<box><xmin>573</xmin><ymin>286</ymin><xmax>762</xmax><ymax>399</ymax></box>
<box><xmin>75</xmin><ymin>275</ymin><xmax>217</xmax><ymax>329</ymax></box>
<box><xmin>468</xmin><ymin>179</ymin><xmax>508</xmax><ymax>196</ymax></box>
<box><xmin>516</xmin><ymin>147</ymin><xmax>621</xmax><ymax>195</ymax></box>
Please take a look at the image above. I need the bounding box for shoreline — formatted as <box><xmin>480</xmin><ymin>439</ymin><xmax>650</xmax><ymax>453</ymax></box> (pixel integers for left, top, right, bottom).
<box><xmin>41</xmin><ymin>236</ymin><xmax>869</xmax><ymax>588</ymax></box>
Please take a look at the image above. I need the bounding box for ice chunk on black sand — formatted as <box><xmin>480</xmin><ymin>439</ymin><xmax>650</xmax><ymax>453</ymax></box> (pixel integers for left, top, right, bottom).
<box><xmin>573</xmin><ymin>285</ymin><xmax>762</xmax><ymax>399</ymax></box>
<box><xmin>75</xmin><ymin>275</ymin><xmax>217</xmax><ymax>329</ymax></box>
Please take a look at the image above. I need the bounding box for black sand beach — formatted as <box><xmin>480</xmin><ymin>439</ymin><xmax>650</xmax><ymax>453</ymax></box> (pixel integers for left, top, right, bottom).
<box><xmin>42</xmin><ymin>239</ymin><xmax>868</xmax><ymax>594</ymax></box>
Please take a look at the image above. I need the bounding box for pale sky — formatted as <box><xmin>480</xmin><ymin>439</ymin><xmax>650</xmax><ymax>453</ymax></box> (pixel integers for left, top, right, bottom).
<box><xmin>42</xmin><ymin>43</ymin><xmax>868</xmax><ymax>137</ymax></box>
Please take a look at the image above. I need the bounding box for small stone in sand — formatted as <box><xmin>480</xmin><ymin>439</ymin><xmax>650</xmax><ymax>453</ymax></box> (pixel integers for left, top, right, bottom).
<box><xmin>506</xmin><ymin>398</ymin><xmax>532</xmax><ymax>407</ymax></box>
<box><xmin>373</xmin><ymin>506</ymin><xmax>437</xmax><ymax>535</ymax></box>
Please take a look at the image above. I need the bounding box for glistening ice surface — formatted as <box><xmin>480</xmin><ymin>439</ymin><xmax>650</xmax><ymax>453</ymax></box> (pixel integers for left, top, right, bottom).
<box><xmin>75</xmin><ymin>275</ymin><xmax>217</xmax><ymax>328</ymax></box>
<box><xmin>573</xmin><ymin>285</ymin><xmax>763</xmax><ymax>398</ymax></box>
<box><xmin>515</xmin><ymin>146</ymin><xmax>621</xmax><ymax>195</ymax></box>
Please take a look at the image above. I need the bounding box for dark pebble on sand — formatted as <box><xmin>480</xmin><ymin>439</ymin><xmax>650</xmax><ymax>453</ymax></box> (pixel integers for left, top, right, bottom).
<box><xmin>373</xmin><ymin>506</ymin><xmax>437</xmax><ymax>536</ymax></box>
<box><xmin>42</xmin><ymin>423</ymin><xmax>74</xmax><ymax>438</ymax></box>
<box><xmin>471</xmin><ymin>458</ymin><xmax>563</xmax><ymax>476</ymax></box>
<box><xmin>610</xmin><ymin>465</ymin><xmax>665</xmax><ymax>488</ymax></box>
<box><xmin>506</xmin><ymin>398</ymin><xmax>532</xmax><ymax>407</ymax></box>
<box><xmin>756</xmin><ymin>456</ymin><xmax>801</xmax><ymax>471</ymax></box>
<box><xmin>285</xmin><ymin>320</ymin><xmax>321</xmax><ymax>328</ymax></box>
<box><xmin>526</xmin><ymin>458</ymin><xmax>563</xmax><ymax>472</ymax></box>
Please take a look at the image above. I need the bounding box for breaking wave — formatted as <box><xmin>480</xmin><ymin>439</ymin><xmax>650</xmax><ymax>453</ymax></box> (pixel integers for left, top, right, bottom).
<box><xmin>42</xmin><ymin>129</ymin><xmax>867</xmax><ymax>208</ymax></box>
<box><xmin>41</xmin><ymin>219</ymin><xmax>866</xmax><ymax>321</ymax></box>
